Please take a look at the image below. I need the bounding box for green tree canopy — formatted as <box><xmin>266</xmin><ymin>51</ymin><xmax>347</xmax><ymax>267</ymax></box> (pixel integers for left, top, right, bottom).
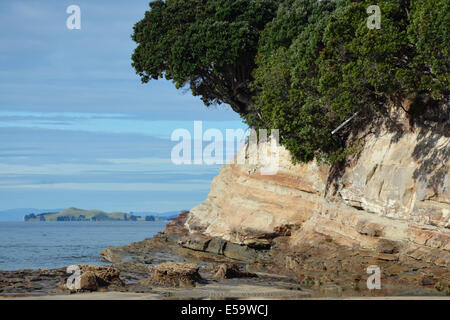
<box><xmin>131</xmin><ymin>0</ymin><xmax>278</xmax><ymax>114</ymax></box>
<box><xmin>245</xmin><ymin>0</ymin><xmax>449</xmax><ymax>163</ymax></box>
<box><xmin>132</xmin><ymin>0</ymin><xmax>449</xmax><ymax>163</ymax></box>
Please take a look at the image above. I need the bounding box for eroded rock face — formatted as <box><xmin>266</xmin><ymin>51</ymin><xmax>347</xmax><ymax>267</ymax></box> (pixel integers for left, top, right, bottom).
<box><xmin>186</xmin><ymin>148</ymin><xmax>328</xmax><ymax>244</ymax></box>
<box><xmin>0</xmin><ymin>268</ymin><xmax>68</xmax><ymax>296</ymax></box>
<box><xmin>59</xmin><ymin>265</ymin><xmax>123</xmax><ymax>292</ymax></box>
<box><xmin>211</xmin><ymin>264</ymin><xmax>257</xmax><ymax>279</ymax></box>
<box><xmin>186</xmin><ymin>125</ymin><xmax>450</xmax><ymax>268</ymax></box>
<box><xmin>140</xmin><ymin>262</ymin><xmax>202</xmax><ymax>287</ymax></box>
<box><xmin>79</xmin><ymin>265</ymin><xmax>123</xmax><ymax>287</ymax></box>
<box><xmin>78</xmin><ymin>271</ymin><xmax>98</xmax><ymax>291</ymax></box>
<box><xmin>98</xmin><ymin>119</ymin><xmax>448</xmax><ymax>296</ymax></box>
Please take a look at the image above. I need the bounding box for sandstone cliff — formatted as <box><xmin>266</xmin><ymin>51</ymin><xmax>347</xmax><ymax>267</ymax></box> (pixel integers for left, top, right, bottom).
<box><xmin>186</xmin><ymin>121</ymin><xmax>450</xmax><ymax>269</ymax></box>
<box><xmin>101</xmin><ymin>115</ymin><xmax>449</xmax><ymax>296</ymax></box>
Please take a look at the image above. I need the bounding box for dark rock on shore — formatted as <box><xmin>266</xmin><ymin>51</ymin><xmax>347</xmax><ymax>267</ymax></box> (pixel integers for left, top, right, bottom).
<box><xmin>2</xmin><ymin>206</ymin><xmax>449</xmax><ymax>298</ymax></box>
<box><xmin>0</xmin><ymin>268</ymin><xmax>67</xmax><ymax>296</ymax></box>
<box><xmin>98</xmin><ymin>211</ymin><xmax>450</xmax><ymax>298</ymax></box>
<box><xmin>0</xmin><ymin>265</ymin><xmax>124</xmax><ymax>297</ymax></box>
<box><xmin>57</xmin><ymin>265</ymin><xmax>123</xmax><ymax>292</ymax></box>
<box><xmin>139</xmin><ymin>262</ymin><xmax>203</xmax><ymax>287</ymax></box>
<box><xmin>211</xmin><ymin>264</ymin><xmax>257</xmax><ymax>279</ymax></box>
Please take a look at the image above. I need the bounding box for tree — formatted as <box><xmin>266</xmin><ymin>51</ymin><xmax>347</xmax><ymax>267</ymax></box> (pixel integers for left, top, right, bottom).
<box><xmin>131</xmin><ymin>0</ymin><xmax>279</xmax><ymax>114</ymax></box>
<box><xmin>132</xmin><ymin>0</ymin><xmax>449</xmax><ymax>164</ymax></box>
<box><xmin>408</xmin><ymin>0</ymin><xmax>450</xmax><ymax>99</ymax></box>
<box><xmin>246</xmin><ymin>0</ymin><xmax>449</xmax><ymax>163</ymax></box>
<box><xmin>245</xmin><ymin>0</ymin><xmax>340</xmax><ymax>163</ymax></box>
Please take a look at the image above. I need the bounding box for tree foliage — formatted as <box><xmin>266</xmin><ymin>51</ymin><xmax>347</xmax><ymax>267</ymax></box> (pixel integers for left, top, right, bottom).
<box><xmin>132</xmin><ymin>0</ymin><xmax>449</xmax><ymax>163</ymax></box>
<box><xmin>131</xmin><ymin>0</ymin><xmax>278</xmax><ymax>114</ymax></box>
<box><xmin>244</xmin><ymin>0</ymin><xmax>449</xmax><ymax>163</ymax></box>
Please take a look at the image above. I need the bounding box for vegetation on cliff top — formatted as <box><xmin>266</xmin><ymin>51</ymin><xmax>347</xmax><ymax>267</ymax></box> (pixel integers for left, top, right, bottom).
<box><xmin>132</xmin><ymin>0</ymin><xmax>449</xmax><ymax>163</ymax></box>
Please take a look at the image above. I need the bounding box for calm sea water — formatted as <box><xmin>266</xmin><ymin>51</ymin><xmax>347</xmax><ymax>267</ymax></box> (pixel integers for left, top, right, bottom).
<box><xmin>0</xmin><ymin>221</ymin><xmax>167</xmax><ymax>271</ymax></box>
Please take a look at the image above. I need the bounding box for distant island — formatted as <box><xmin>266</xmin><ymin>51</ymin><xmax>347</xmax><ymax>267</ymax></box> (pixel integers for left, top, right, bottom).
<box><xmin>24</xmin><ymin>207</ymin><xmax>176</xmax><ymax>222</ymax></box>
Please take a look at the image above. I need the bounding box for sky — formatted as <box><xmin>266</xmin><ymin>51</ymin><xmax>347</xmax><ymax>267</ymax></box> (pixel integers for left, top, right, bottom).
<box><xmin>0</xmin><ymin>0</ymin><xmax>246</xmax><ymax>213</ymax></box>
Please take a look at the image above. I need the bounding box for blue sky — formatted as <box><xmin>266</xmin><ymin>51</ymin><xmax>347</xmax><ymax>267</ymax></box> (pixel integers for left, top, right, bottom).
<box><xmin>0</xmin><ymin>1</ymin><xmax>246</xmax><ymax>212</ymax></box>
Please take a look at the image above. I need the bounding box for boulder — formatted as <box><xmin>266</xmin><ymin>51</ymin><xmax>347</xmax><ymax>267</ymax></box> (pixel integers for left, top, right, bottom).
<box><xmin>79</xmin><ymin>271</ymin><xmax>98</xmax><ymax>291</ymax></box>
<box><xmin>60</xmin><ymin>265</ymin><xmax>123</xmax><ymax>292</ymax></box>
<box><xmin>140</xmin><ymin>262</ymin><xmax>202</xmax><ymax>287</ymax></box>
<box><xmin>211</xmin><ymin>264</ymin><xmax>257</xmax><ymax>279</ymax></box>
<box><xmin>79</xmin><ymin>265</ymin><xmax>123</xmax><ymax>287</ymax></box>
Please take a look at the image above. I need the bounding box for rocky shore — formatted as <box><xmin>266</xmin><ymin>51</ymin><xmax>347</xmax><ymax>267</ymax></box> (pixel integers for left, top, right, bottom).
<box><xmin>98</xmin><ymin>209</ymin><xmax>450</xmax><ymax>298</ymax></box>
<box><xmin>98</xmin><ymin>119</ymin><xmax>449</xmax><ymax>298</ymax></box>
<box><xmin>1</xmin><ymin>117</ymin><xmax>449</xmax><ymax>299</ymax></box>
<box><xmin>1</xmin><ymin>207</ymin><xmax>447</xmax><ymax>299</ymax></box>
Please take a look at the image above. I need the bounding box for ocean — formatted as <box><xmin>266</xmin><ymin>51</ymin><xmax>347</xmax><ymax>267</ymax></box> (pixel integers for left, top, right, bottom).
<box><xmin>0</xmin><ymin>221</ymin><xmax>168</xmax><ymax>271</ymax></box>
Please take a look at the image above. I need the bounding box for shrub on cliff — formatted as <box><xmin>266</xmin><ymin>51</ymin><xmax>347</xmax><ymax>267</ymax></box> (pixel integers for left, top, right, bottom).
<box><xmin>245</xmin><ymin>0</ymin><xmax>340</xmax><ymax>163</ymax></box>
<box><xmin>407</xmin><ymin>0</ymin><xmax>449</xmax><ymax>99</ymax></box>
<box><xmin>132</xmin><ymin>0</ymin><xmax>449</xmax><ymax>163</ymax></box>
<box><xmin>245</xmin><ymin>0</ymin><xmax>449</xmax><ymax>163</ymax></box>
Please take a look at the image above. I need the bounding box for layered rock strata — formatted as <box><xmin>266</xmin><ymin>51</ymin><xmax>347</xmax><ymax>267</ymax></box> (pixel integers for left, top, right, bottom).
<box><xmin>186</xmin><ymin>125</ymin><xmax>450</xmax><ymax>269</ymax></box>
<box><xmin>102</xmin><ymin>120</ymin><xmax>449</xmax><ymax>296</ymax></box>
